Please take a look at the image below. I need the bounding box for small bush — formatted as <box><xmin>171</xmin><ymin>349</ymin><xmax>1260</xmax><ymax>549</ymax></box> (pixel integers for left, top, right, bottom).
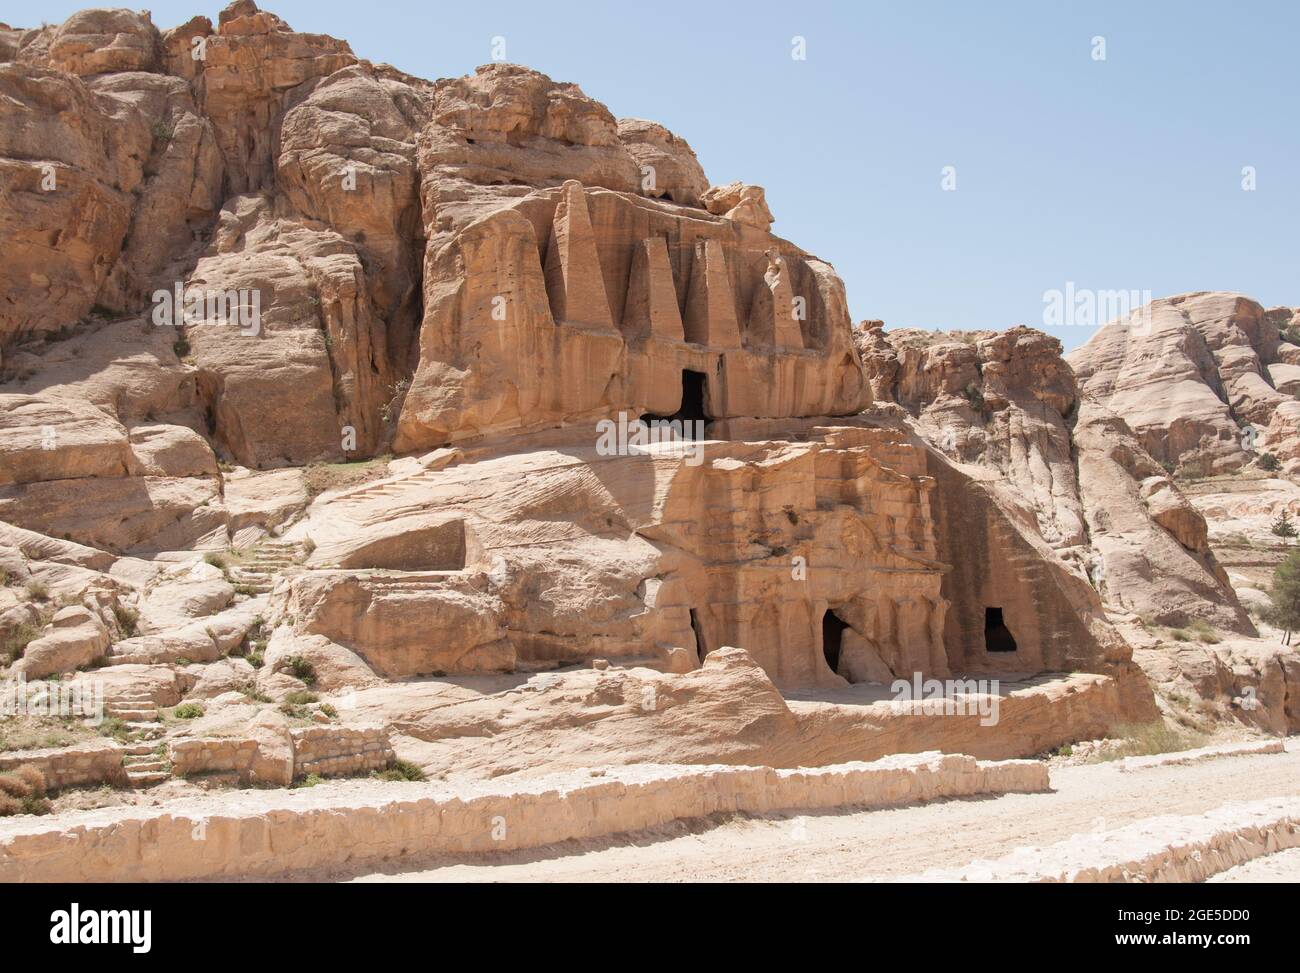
<box><xmin>96</xmin><ymin>716</ymin><xmax>130</xmax><ymax>742</ymax></box>
<box><xmin>172</xmin><ymin>337</ymin><xmax>191</xmax><ymax>358</ymax></box>
<box><xmin>0</xmin><ymin>765</ymin><xmax>45</xmax><ymax>798</ymax></box>
<box><xmin>1186</xmin><ymin>618</ymin><xmax>1221</xmax><ymax>644</ymax></box>
<box><xmin>203</xmin><ymin>552</ymin><xmax>229</xmax><ymax>572</ymax></box>
<box><xmin>1097</xmin><ymin>721</ymin><xmax>1205</xmax><ymax>761</ymax></box>
<box><xmin>283</xmin><ymin>690</ymin><xmax>318</xmax><ymax>706</ymax></box>
<box><xmin>372</xmin><ymin>759</ymin><xmax>425</xmax><ymax>783</ymax></box>
<box><xmin>172</xmin><ymin>703</ymin><xmax>204</xmax><ymax>720</ymax></box>
<box><xmin>293</xmin><ymin>773</ymin><xmax>324</xmax><ymax>789</ymax></box>
<box><xmin>24</xmin><ymin>580</ymin><xmax>50</xmax><ymax>602</ymax></box>
<box><xmin>0</xmin><ymin>766</ymin><xmax>50</xmax><ymax>815</ymax></box>
<box><xmin>1</xmin><ymin>622</ymin><xmax>41</xmax><ymax>664</ymax></box>
<box><xmin>1259</xmin><ymin>452</ymin><xmax>1281</xmax><ymax>472</ymax></box>
<box><xmin>318</xmin><ymin>703</ymin><xmax>338</xmax><ymax>719</ymax></box>
<box><xmin>285</xmin><ymin>656</ymin><xmax>317</xmax><ymax>686</ymax></box>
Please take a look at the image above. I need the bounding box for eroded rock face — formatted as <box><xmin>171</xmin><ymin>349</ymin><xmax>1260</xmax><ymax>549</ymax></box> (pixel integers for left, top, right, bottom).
<box><xmin>1074</xmin><ymin>402</ymin><xmax>1253</xmax><ymax>633</ymax></box>
<box><xmin>859</xmin><ymin>322</ymin><xmax>1251</xmax><ymax>636</ymax></box>
<box><xmin>0</xmin><ymin>2</ymin><xmax>1194</xmax><ymax>793</ymax></box>
<box><xmin>617</xmin><ymin>118</ymin><xmax>709</xmax><ymax>207</ymax></box>
<box><xmin>1</xmin><ymin>4</ymin><xmax>866</xmax><ymax>470</ymax></box>
<box><xmin>1068</xmin><ymin>292</ymin><xmax>1297</xmax><ymax>475</ymax></box>
<box><xmin>47</xmin><ymin>9</ymin><xmax>162</xmax><ymax>77</ymax></box>
<box><xmin>396</xmin><ymin>177</ymin><xmax>865</xmax><ymax>450</ymax></box>
<box><xmin>286</xmin><ymin>420</ymin><xmax>1134</xmax><ymax>687</ymax></box>
<box><xmin>197</xmin><ymin>2</ymin><xmax>356</xmax><ymax>195</ymax></box>
<box><xmin>0</xmin><ymin>65</ymin><xmax>150</xmax><ymax>348</ymax></box>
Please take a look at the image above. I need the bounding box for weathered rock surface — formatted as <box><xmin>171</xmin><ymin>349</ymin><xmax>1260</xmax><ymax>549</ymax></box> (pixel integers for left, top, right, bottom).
<box><xmin>1068</xmin><ymin>292</ymin><xmax>1298</xmax><ymax>475</ymax></box>
<box><xmin>858</xmin><ymin>322</ymin><xmax>1251</xmax><ymax>635</ymax></box>
<box><xmin>12</xmin><ymin>3</ymin><xmax>1289</xmax><ymax>856</ymax></box>
<box><xmin>11</xmin><ymin>603</ymin><xmax>110</xmax><ymax>678</ymax></box>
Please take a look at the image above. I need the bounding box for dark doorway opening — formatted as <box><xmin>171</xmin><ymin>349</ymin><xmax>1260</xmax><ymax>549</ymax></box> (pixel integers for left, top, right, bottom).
<box><xmin>822</xmin><ymin>609</ymin><xmax>849</xmax><ymax>675</ymax></box>
<box><xmin>640</xmin><ymin>370</ymin><xmax>709</xmax><ymax>439</ymax></box>
<box><xmin>984</xmin><ymin>607</ymin><xmax>1018</xmax><ymax>653</ymax></box>
<box><xmin>690</xmin><ymin>608</ymin><xmax>708</xmax><ymax>665</ymax></box>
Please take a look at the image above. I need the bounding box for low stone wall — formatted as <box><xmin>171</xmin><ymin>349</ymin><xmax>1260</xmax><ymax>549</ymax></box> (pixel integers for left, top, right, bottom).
<box><xmin>0</xmin><ymin>740</ymin><xmax>127</xmax><ymax>791</ymax></box>
<box><xmin>290</xmin><ymin>725</ymin><xmax>392</xmax><ymax>778</ymax></box>
<box><xmin>170</xmin><ymin>725</ymin><xmax>394</xmax><ymax>783</ymax></box>
<box><xmin>169</xmin><ymin>738</ymin><xmax>258</xmax><ymax>779</ymax></box>
<box><xmin>907</xmin><ymin>796</ymin><xmax>1300</xmax><ymax>882</ymax></box>
<box><xmin>0</xmin><ymin>752</ymin><xmax>1046</xmax><ymax>881</ymax></box>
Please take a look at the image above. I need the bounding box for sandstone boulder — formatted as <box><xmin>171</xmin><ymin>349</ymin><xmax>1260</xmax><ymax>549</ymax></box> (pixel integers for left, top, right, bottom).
<box><xmin>701</xmin><ymin>182</ymin><xmax>774</xmax><ymax>230</ymax></box>
<box><xmin>12</xmin><ymin>604</ymin><xmax>110</xmax><ymax>678</ymax></box>
<box><xmin>617</xmin><ymin>117</ymin><xmax>709</xmax><ymax>206</ymax></box>
<box><xmin>47</xmin><ymin>9</ymin><xmax>162</xmax><ymax>76</ymax></box>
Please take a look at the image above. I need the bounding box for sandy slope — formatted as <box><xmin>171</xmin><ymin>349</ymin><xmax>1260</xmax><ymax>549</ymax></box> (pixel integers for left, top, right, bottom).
<box><xmin>315</xmin><ymin>741</ymin><xmax>1300</xmax><ymax>883</ymax></box>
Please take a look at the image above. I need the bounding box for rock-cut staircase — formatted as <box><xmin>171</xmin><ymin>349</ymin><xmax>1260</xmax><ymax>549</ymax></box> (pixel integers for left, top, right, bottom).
<box><xmin>227</xmin><ymin>539</ymin><xmax>307</xmax><ymax>596</ymax></box>
<box><xmin>103</xmin><ymin>693</ymin><xmax>163</xmax><ymax>739</ymax></box>
<box><xmin>119</xmin><ymin>742</ymin><xmax>170</xmax><ymax>789</ymax></box>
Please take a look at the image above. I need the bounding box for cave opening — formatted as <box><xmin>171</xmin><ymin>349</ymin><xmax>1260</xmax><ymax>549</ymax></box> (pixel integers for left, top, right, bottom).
<box><xmin>984</xmin><ymin>606</ymin><xmax>1018</xmax><ymax>653</ymax></box>
<box><xmin>822</xmin><ymin>609</ymin><xmax>850</xmax><ymax>675</ymax></box>
<box><xmin>640</xmin><ymin>369</ymin><xmax>709</xmax><ymax>438</ymax></box>
<box><xmin>690</xmin><ymin>608</ymin><xmax>708</xmax><ymax>665</ymax></box>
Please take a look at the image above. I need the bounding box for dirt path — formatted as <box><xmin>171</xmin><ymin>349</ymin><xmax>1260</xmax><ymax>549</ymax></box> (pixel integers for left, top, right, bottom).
<box><xmin>321</xmin><ymin>741</ymin><xmax>1300</xmax><ymax>882</ymax></box>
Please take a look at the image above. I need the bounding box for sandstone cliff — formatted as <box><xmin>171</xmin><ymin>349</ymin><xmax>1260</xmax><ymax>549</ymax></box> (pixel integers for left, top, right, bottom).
<box><xmin>857</xmin><ymin>322</ymin><xmax>1252</xmax><ymax>635</ymax></box>
<box><xmin>32</xmin><ymin>3</ymin><xmax>1300</xmax><ymax>805</ymax></box>
<box><xmin>1067</xmin><ymin>291</ymin><xmax>1300</xmax><ymax>475</ymax></box>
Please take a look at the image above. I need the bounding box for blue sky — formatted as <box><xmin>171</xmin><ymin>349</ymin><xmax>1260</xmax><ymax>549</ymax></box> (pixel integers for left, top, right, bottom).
<box><xmin>13</xmin><ymin>1</ymin><xmax>1298</xmax><ymax>351</ymax></box>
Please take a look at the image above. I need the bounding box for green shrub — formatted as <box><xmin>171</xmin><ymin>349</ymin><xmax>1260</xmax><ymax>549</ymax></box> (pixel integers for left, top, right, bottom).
<box><xmin>283</xmin><ymin>690</ymin><xmax>318</xmax><ymax>706</ymax></box>
<box><xmin>373</xmin><ymin>759</ymin><xmax>425</xmax><ymax>783</ymax></box>
<box><xmin>96</xmin><ymin>716</ymin><xmax>130</xmax><ymax>742</ymax></box>
<box><xmin>24</xmin><ymin>580</ymin><xmax>50</xmax><ymax>602</ymax></box>
<box><xmin>1</xmin><ymin>622</ymin><xmax>41</xmax><ymax>664</ymax></box>
<box><xmin>285</xmin><ymin>656</ymin><xmax>317</xmax><ymax>685</ymax></box>
<box><xmin>172</xmin><ymin>703</ymin><xmax>204</xmax><ymax>720</ymax></box>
